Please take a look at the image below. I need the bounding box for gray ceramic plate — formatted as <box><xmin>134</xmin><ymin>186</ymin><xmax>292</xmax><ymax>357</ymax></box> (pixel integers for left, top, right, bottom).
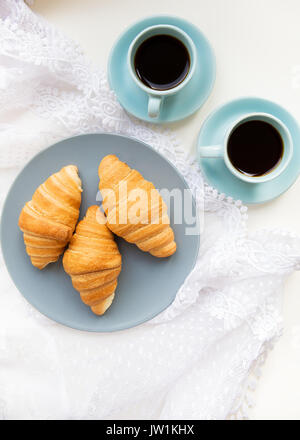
<box><xmin>0</xmin><ymin>134</ymin><xmax>200</xmax><ymax>332</ymax></box>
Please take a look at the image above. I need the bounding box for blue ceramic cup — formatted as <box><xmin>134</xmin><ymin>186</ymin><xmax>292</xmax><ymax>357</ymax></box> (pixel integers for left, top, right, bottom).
<box><xmin>128</xmin><ymin>24</ymin><xmax>197</xmax><ymax>119</ymax></box>
<box><xmin>198</xmin><ymin>113</ymin><xmax>293</xmax><ymax>183</ymax></box>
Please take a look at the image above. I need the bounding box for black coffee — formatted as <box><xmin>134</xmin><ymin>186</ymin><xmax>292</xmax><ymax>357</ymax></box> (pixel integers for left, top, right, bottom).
<box><xmin>134</xmin><ymin>34</ymin><xmax>190</xmax><ymax>91</ymax></box>
<box><xmin>227</xmin><ymin>120</ymin><xmax>284</xmax><ymax>177</ymax></box>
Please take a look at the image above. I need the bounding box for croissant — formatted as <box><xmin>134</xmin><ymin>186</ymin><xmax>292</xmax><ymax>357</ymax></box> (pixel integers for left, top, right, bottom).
<box><xmin>18</xmin><ymin>165</ymin><xmax>82</xmax><ymax>269</ymax></box>
<box><xmin>63</xmin><ymin>206</ymin><xmax>122</xmax><ymax>315</ymax></box>
<box><xmin>98</xmin><ymin>155</ymin><xmax>176</xmax><ymax>257</ymax></box>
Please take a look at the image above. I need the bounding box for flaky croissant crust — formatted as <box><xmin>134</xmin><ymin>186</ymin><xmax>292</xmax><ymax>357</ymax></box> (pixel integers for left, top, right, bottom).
<box><xmin>98</xmin><ymin>155</ymin><xmax>176</xmax><ymax>258</ymax></box>
<box><xmin>19</xmin><ymin>165</ymin><xmax>82</xmax><ymax>269</ymax></box>
<box><xmin>63</xmin><ymin>206</ymin><xmax>122</xmax><ymax>316</ymax></box>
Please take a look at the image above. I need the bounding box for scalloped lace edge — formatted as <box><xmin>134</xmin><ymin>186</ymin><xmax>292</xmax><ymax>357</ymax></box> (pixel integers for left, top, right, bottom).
<box><xmin>228</xmin><ymin>334</ymin><xmax>281</xmax><ymax>420</ymax></box>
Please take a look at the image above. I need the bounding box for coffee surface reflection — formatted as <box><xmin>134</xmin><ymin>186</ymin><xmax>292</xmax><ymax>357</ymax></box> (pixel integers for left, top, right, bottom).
<box><xmin>227</xmin><ymin>120</ymin><xmax>284</xmax><ymax>177</ymax></box>
<box><xmin>134</xmin><ymin>34</ymin><xmax>190</xmax><ymax>91</ymax></box>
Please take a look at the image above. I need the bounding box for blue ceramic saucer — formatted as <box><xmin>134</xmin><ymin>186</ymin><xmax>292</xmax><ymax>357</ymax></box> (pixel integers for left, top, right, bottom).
<box><xmin>108</xmin><ymin>15</ymin><xmax>216</xmax><ymax>123</ymax></box>
<box><xmin>197</xmin><ymin>97</ymin><xmax>300</xmax><ymax>204</ymax></box>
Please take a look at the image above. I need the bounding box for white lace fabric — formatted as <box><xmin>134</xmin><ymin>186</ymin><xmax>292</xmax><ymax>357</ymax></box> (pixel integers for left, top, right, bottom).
<box><xmin>0</xmin><ymin>0</ymin><xmax>299</xmax><ymax>420</ymax></box>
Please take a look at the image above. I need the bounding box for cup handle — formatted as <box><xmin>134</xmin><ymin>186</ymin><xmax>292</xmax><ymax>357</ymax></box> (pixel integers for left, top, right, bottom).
<box><xmin>198</xmin><ymin>145</ymin><xmax>223</xmax><ymax>158</ymax></box>
<box><xmin>148</xmin><ymin>96</ymin><xmax>162</xmax><ymax>118</ymax></box>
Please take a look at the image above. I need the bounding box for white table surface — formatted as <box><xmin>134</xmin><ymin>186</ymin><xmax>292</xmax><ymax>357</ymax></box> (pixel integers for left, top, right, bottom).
<box><xmin>31</xmin><ymin>0</ymin><xmax>300</xmax><ymax>420</ymax></box>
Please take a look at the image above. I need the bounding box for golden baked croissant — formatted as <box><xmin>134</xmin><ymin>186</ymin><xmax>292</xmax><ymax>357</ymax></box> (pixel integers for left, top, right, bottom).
<box><xmin>18</xmin><ymin>165</ymin><xmax>82</xmax><ymax>269</ymax></box>
<box><xmin>98</xmin><ymin>154</ymin><xmax>176</xmax><ymax>258</ymax></box>
<box><xmin>63</xmin><ymin>206</ymin><xmax>122</xmax><ymax>316</ymax></box>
